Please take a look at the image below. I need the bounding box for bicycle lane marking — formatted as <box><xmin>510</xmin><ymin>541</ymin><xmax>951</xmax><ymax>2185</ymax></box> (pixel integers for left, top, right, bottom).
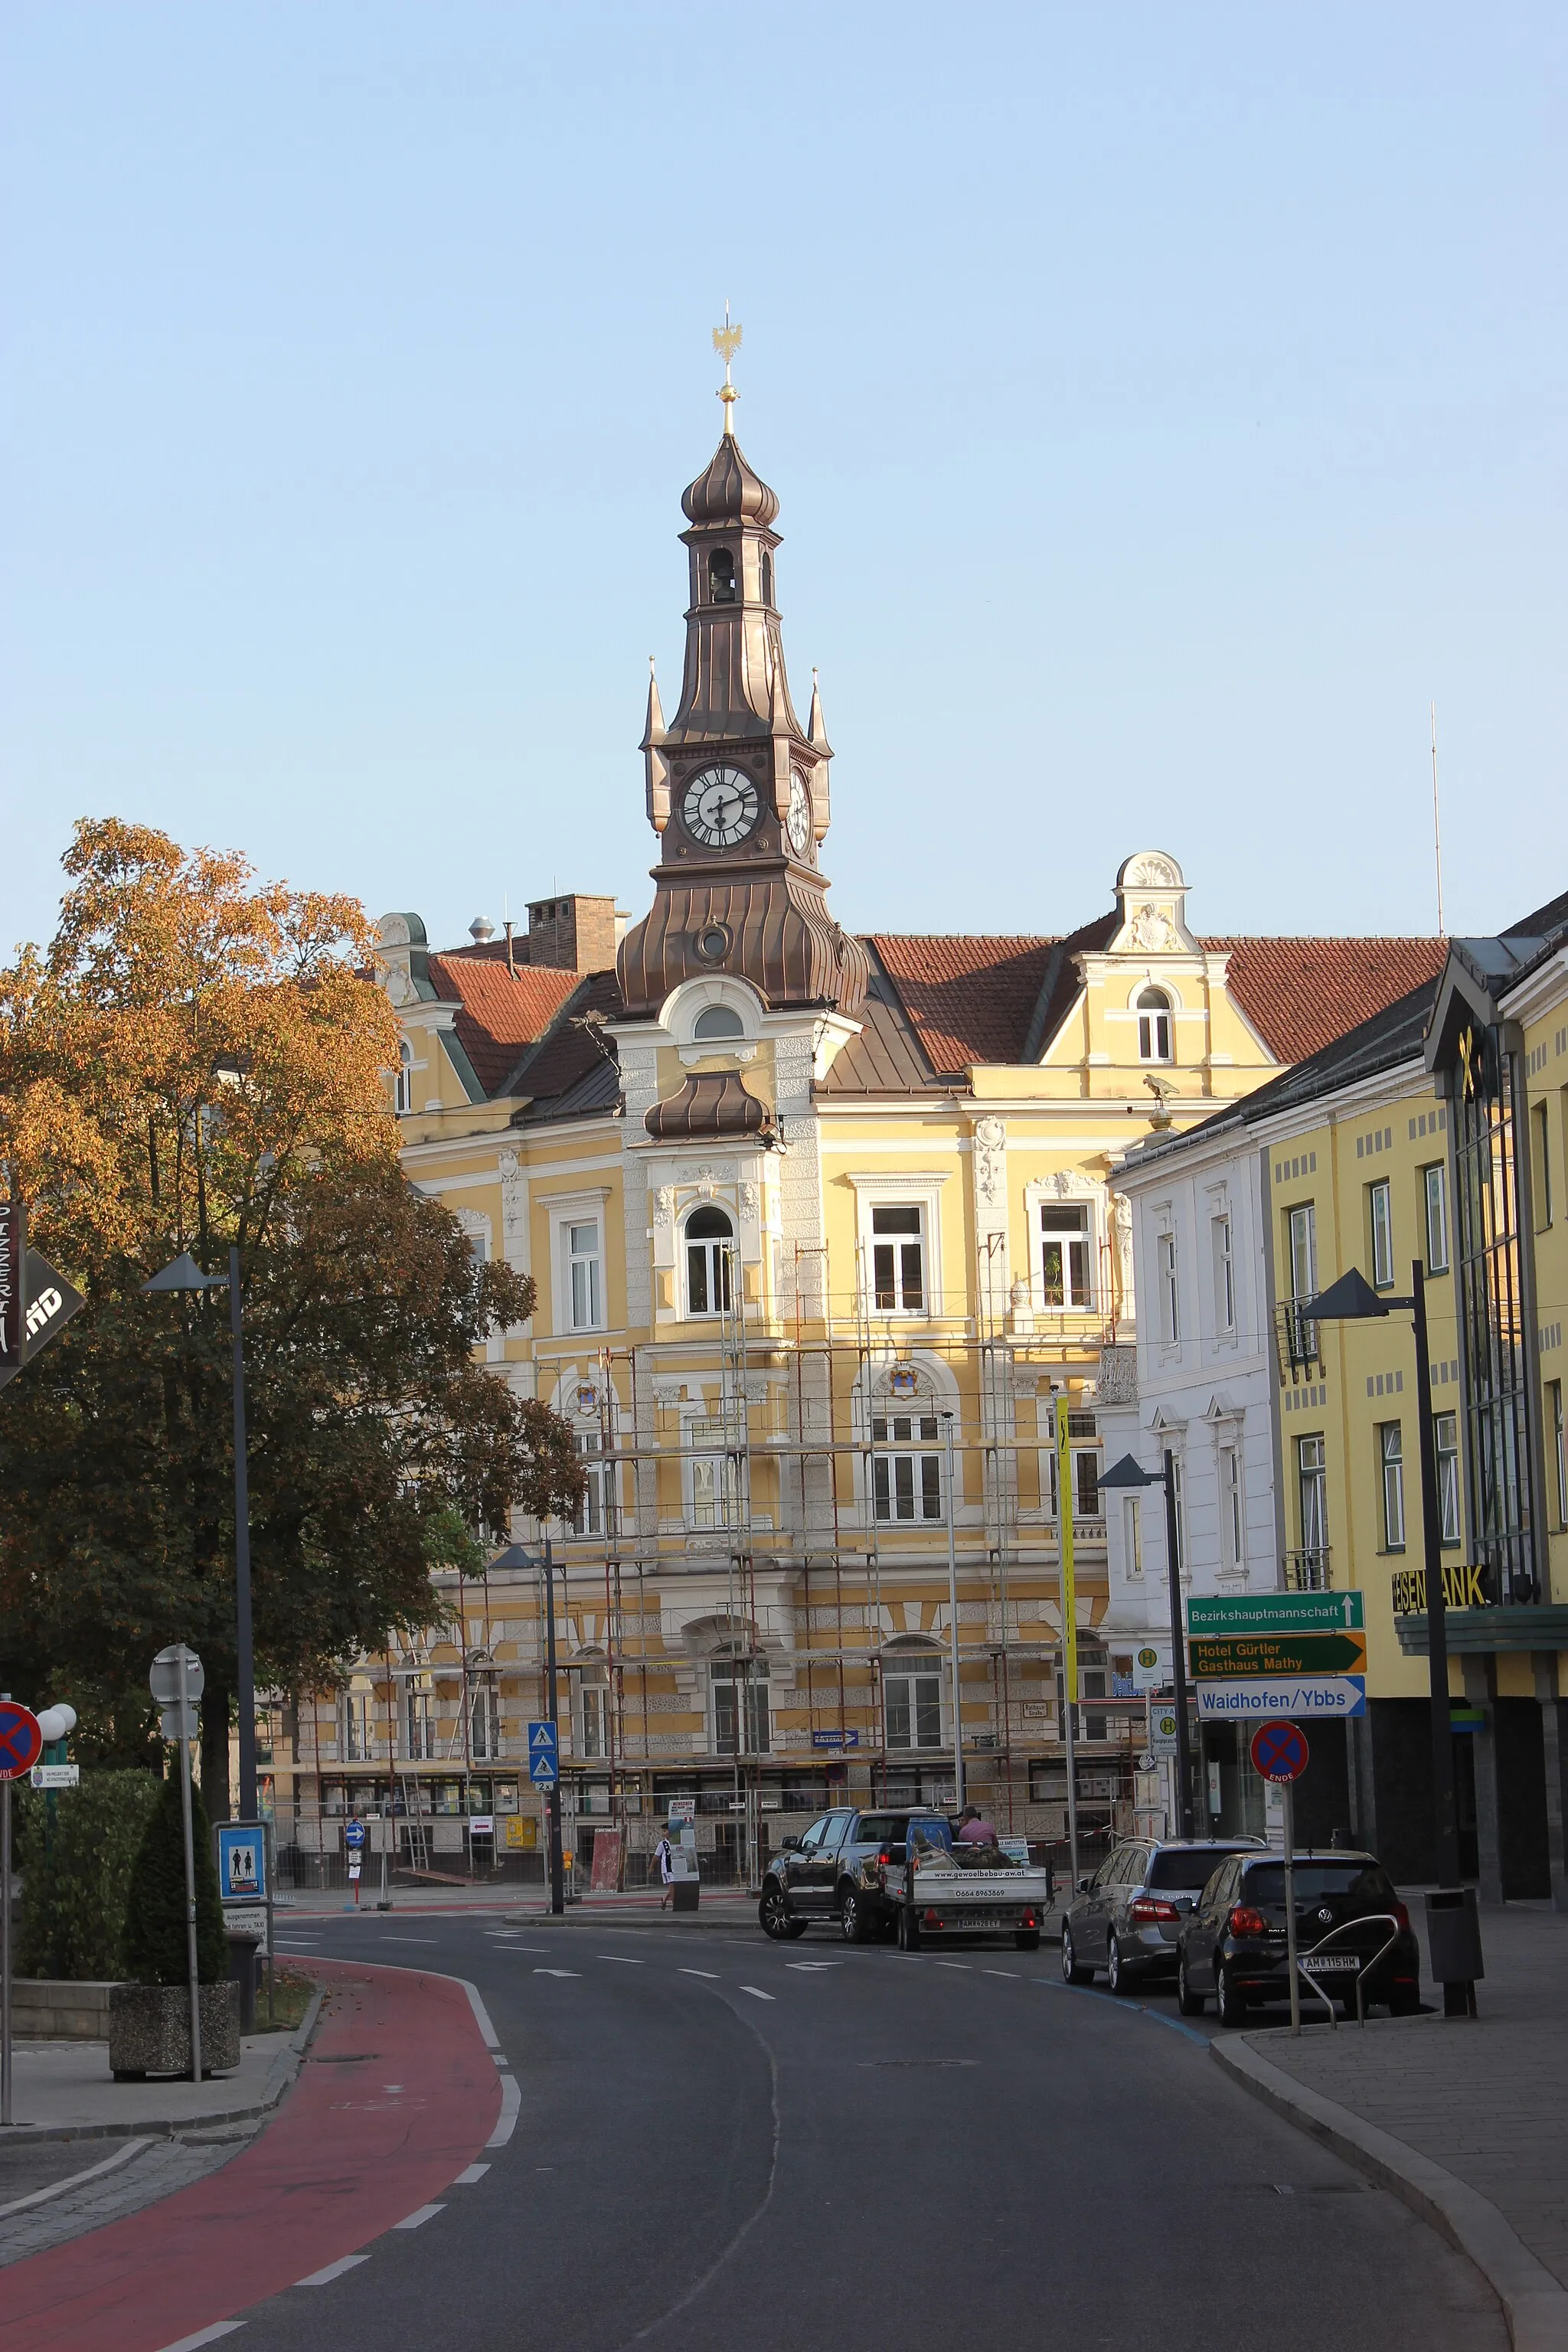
<box><xmin>0</xmin><ymin>1959</ymin><xmax>501</xmax><ymax>2352</ymax></box>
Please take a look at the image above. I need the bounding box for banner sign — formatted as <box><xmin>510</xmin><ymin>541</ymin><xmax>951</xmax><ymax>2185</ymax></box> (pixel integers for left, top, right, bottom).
<box><xmin>0</xmin><ymin>1204</ymin><xmax>22</xmax><ymax>1371</ymax></box>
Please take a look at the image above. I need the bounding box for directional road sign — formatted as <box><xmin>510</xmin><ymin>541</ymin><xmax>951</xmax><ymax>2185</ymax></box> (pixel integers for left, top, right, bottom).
<box><xmin>1197</xmin><ymin>1677</ymin><xmax>1365</xmax><ymax>1721</ymax></box>
<box><xmin>1187</xmin><ymin>1589</ymin><xmax>1363</xmax><ymax>1638</ymax></box>
<box><xmin>528</xmin><ymin>1719</ymin><xmax>559</xmax><ymax>1786</ymax></box>
<box><xmin>1189</xmin><ymin>1631</ymin><xmax>1367</xmax><ymax>1680</ymax></box>
<box><xmin>1250</xmin><ymin>1720</ymin><xmax>1311</xmax><ymax>1784</ymax></box>
<box><xmin>343</xmin><ymin>1819</ymin><xmax>367</xmax><ymax>1851</ymax></box>
<box><xmin>0</xmin><ymin>1703</ymin><xmax>43</xmax><ymax>1782</ymax></box>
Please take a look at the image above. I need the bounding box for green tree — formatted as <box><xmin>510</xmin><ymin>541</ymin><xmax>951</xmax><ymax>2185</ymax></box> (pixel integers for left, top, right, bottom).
<box><xmin>15</xmin><ymin>1771</ymin><xmax>163</xmax><ymax>1980</ymax></box>
<box><xmin>121</xmin><ymin>1769</ymin><xmax>230</xmax><ymax>1986</ymax></box>
<box><xmin>0</xmin><ymin>822</ymin><xmax>584</xmax><ymax>1802</ymax></box>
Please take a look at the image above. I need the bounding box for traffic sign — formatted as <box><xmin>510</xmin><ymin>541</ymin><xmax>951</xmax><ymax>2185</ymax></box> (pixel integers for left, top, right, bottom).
<box><xmin>528</xmin><ymin>1720</ymin><xmax>557</xmax><ymax>1753</ymax></box>
<box><xmin>1190</xmin><ymin>1631</ymin><xmax>1367</xmax><ymax>1680</ymax></box>
<box><xmin>1132</xmin><ymin>1644</ymin><xmax>1167</xmax><ymax>1692</ymax></box>
<box><xmin>29</xmin><ymin>1763</ymin><xmax>79</xmax><ymax>1790</ymax></box>
<box><xmin>1149</xmin><ymin>1707</ymin><xmax>1180</xmax><ymax>1756</ymax></box>
<box><xmin>1197</xmin><ymin>1677</ymin><xmax>1365</xmax><ymax>1720</ymax></box>
<box><xmin>1187</xmin><ymin>1589</ymin><xmax>1363</xmax><ymax>1637</ymax></box>
<box><xmin>215</xmin><ymin>1821</ymin><xmax>267</xmax><ymax>1904</ymax></box>
<box><xmin>0</xmin><ymin>1704</ymin><xmax>42</xmax><ymax>1782</ymax></box>
<box><xmin>811</xmin><ymin>1728</ymin><xmax>860</xmax><ymax>1749</ymax></box>
<box><xmin>343</xmin><ymin>1819</ymin><xmax>367</xmax><ymax>1850</ymax></box>
<box><xmin>1250</xmin><ymin>1720</ymin><xmax>1311</xmax><ymax>1783</ymax></box>
<box><xmin>149</xmin><ymin>1645</ymin><xmax>205</xmax><ymax>1706</ymax></box>
<box><xmin>528</xmin><ymin>1720</ymin><xmax>559</xmax><ymax>1787</ymax></box>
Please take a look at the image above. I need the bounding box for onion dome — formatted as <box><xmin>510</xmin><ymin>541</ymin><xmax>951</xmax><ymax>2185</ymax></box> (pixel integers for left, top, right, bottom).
<box><xmin>681</xmin><ymin>433</ymin><xmax>779</xmax><ymax>530</ymax></box>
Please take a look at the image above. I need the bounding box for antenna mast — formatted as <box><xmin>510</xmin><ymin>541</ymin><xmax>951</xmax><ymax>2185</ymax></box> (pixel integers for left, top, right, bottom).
<box><xmin>1430</xmin><ymin>701</ymin><xmax>1446</xmax><ymax>938</ymax></box>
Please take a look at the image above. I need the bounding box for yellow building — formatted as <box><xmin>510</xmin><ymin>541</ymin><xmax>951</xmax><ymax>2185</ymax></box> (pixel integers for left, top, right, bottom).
<box><xmin>278</xmin><ymin>388</ymin><xmax>1446</xmax><ymax>1890</ymax></box>
<box><xmin>1117</xmin><ymin>894</ymin><xmax>1568</xmax><ymax>1899</ymax></box>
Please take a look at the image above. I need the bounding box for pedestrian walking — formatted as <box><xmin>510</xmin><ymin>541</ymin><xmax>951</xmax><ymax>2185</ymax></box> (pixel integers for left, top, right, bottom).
<box><xmin>655</xmin><ymin>1829</ymin><xmax>675</xmax><ymax>1909</ymax></box>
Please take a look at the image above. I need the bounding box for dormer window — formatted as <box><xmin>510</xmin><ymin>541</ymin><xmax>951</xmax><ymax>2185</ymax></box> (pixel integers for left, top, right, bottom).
<box><xmin>709</xmin><ymin>547</ymin><xmax>737</xmax><ymax>603</ymax></box>
<box><xmin>1138</xmin><ymin>987</ymin><xmax>1173</xmax><ymax>1063</ymax></box>
<box><xmin>693</xmin><ymin>1004</ymin><xmax>745</xmax><ymax>1041</ymax></box>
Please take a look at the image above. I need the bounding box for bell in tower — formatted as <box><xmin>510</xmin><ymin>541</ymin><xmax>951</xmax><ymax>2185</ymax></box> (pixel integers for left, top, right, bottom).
<box><xmin>619</xmin><ymin>319</ymin><xmax>866</xmax><ymax>1021</ymax></box>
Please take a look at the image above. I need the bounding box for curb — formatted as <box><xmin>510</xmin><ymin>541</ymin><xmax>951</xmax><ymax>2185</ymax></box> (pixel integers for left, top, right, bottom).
<box><xmin>0</xmin><ymin>1984</ymin><xmax>327</xmax><ymax>2148</ymax></box>
<box><xmin>1210</xmin><ymin>2034</ymin><xmax>1568</xmax><ymax>2352</ymax></box>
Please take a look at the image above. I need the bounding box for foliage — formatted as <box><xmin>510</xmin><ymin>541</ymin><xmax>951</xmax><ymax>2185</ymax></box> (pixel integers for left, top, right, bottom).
<box><xmin>120</xmin><ymin>1767</ymin><xmax>230</xmax><ymax>1986</ymax></box>
<box><xmin>0</xmin><ymin>821</ymin><xmax>584</xmax><ymax>1803</ymax></box>
<box><xmin>422</xmin><ymin>1501</ymin><xmax>490</xmax><ymax>1580</ymax></box>
<box><xmin>14</xmin><ymin>1770</ymin><xmax>162</xmax><ymax>1981</ymax></box>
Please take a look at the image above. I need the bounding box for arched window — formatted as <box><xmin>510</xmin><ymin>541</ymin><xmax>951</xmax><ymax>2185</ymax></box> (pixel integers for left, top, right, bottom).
<box><xmin>684</xmin><ymin>1205</ymin><xmax>733</xmax><ymax>1316</ymax></box>
<box><xmin>693</xmin><ymin>1004</ymin><xmax>745</xmax><ymax>1041</ymax></box>
<box><xmin>760</xmin><ymin>550</ymin><xmax>773</xmax><ymax>606</ymax></box>
<box><xmin>395</xmin><ymin>1039</ymin><xmax>413</xmax><ymax>1113</ymax></box>
<box><xmin>709</xmin><ymin>547</ymin><xmax>737</xmax><ymax>603</ymax></box>
<box><xmin>1137</xmin><ymin>987</ymin><xmax>1173</xmax><ymax>1063</ymax></box>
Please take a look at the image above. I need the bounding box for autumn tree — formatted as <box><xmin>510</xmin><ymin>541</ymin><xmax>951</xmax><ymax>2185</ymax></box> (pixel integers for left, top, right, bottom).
<box><xmin>0</xmin><ymin>820</ymin><xmax>581</xmax><ymax>1807</ymax></box>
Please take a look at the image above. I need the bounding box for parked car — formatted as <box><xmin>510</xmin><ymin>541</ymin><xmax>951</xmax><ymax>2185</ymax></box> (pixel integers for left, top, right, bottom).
<box><xmin>759</xmin><ymin>1808</ymin><xmax>954</xmax><ymax>1942</ymax></box>
<box><xmin>1060</xmin><ymin>1838</ymin><xmax>1266</xmax><ymax>1993</ymax></box>
<box><xmin>1176</xmin><ymin>1848</ymin><xmax>1421</xmax><ymax>2026</ymax></box>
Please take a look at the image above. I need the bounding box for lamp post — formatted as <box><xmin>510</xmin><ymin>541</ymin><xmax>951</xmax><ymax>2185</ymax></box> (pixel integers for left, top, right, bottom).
<box><xmin>1101</xmin><ymin>1449</ymin><xmax>1194</xmax><ymax>1838</ymax></box>
<box><xmin>142</xmin><ymin>1250</ymin><xmax>256</xmax><ymax>1823</ymax></box>
<box><xmin>940</xmin><ymin>1414</ymin><xmax>965</xmax><ymax>1817</ymax></box>
<box><xmin>491</xmin><ymin>1541</ymin><xmax>565</xmax><ymax>1915</ymax></box>
<box><xmin>1303</xmin><ymin>1261</ymin><xmax>1475</xmax><ymax>2014</ymax></box>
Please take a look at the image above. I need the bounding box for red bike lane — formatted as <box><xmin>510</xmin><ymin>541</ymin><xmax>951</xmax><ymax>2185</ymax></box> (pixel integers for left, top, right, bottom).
<box><xmin>0</xmin><ymin>1960</ymin><xmax>502</xmax><ymax>2352</ymax></box>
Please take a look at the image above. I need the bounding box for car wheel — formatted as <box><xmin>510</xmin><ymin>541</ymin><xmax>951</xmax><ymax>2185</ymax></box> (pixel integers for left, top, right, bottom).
<box><xmin>1216</xmin><ymin>1963</ymin><xmax>1250</xmax><ymax>2029</ymax></box>
<box><xmin>898</xmin><ymin>1906</ymin><xmax>922</xmax><ymax>1952</ymax></box>
<box><xmin>1176</xmin><ymin>1954</ymin><xmax>1206</xmax><ymax>2016</ymax></box>
<box><xmin>1387</xmin><ymin>1987</ymin><xmax>1421</xmax><ymax>2017</ymax></box>
<box><xmin>1060</xmin><ymin>1925</ymin><xmax>1092</xmax><ymax>1986</ymax></box>
<box><xmin>758</xmin><ymin>1883</ymin><xmax>806</xmax><ymax>1941</ymax></box>
<box><xmin>1014</xmin><ymin>1931</ymin><xmax>1041</xmax><ymax>1952</ymax></box>
<box><xmin>1106</xmin><ymin>1935</ymin><xmax>1136</xmax><ymax>1996</ymax></box>
<box><xmin>841</xmin><ymin>1888</ymin><xmax>874</xmax><ymax>1945</ymax></box>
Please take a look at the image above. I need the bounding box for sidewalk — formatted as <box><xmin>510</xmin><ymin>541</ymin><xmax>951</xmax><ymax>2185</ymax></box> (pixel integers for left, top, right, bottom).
<box><xmin>281</xmin><ymin>1880</ymin><xmax>763</xmax><ymax>1920</ymax></box>
<box><xmin>1213</xmin><ymin>1902</ymin><xmax>1568</xmax><ymax>2350</ymax></box>
<box><xmin>0</xmin><ymin>2013</ymin><xmax>315</xmax><ymax>2143</ymax></box>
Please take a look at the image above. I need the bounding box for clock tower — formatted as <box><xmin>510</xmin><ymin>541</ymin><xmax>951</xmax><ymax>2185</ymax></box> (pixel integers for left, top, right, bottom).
<box><xmin>616</xmin><ymin>343</ymin><xmax>868</xmax><ymax>1021</ymax></box>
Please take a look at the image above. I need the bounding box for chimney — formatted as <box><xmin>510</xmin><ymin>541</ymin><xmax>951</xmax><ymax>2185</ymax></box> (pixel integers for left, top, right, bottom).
<box><xmin>526</xmin><ymin>894</ymin><xmax>618</xmax><ymax>973</ymax></box>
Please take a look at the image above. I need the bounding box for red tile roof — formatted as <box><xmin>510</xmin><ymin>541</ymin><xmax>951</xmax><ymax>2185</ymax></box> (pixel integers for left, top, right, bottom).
<box><xmin>426</xmin><ymin>955</ymin><xmax>584</xmax><ymax>1094</ymax></box>
<box><xmin>1207</xmin><ymin>938</ymin><xmax>1448</xmax><ymax>1063</ymax></box>
<box><xmin>869</xmin><ymin>934</ymin><xmax>1057</xmax><ymax>1074</ymax></box>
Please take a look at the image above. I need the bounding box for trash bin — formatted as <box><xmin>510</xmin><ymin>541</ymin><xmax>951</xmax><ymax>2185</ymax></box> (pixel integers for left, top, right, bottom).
<box><xmin>672</xmin><ymin>1877</ymin><xmax>700</xmax><ymax>1913</ymax></box>
<box><xmin>1425</xmin><ymin>1886</ymin><xmax>1485</xmax><ymax>1981</ymax></box>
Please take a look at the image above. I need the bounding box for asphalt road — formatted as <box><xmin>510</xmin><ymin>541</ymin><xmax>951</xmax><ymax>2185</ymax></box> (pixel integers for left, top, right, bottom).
<box><xmin>220</xmin><ymin>1909</ymin><xmax>1503</xmax><ymax>2352</ymax></box>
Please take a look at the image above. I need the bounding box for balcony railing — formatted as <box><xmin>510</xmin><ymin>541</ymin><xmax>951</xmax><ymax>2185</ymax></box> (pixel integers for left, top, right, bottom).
<box><xmin>1283</xmin><ymin>1547</ymin><xmax>1331</xmax><ymax>1592</ymax></box>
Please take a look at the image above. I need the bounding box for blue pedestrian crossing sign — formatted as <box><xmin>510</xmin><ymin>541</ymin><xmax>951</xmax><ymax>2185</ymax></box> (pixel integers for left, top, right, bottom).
<box><xmin>528</xmin><ymin>1719</ymin><xmax>558</xmax><ymax>1786</ymax></box>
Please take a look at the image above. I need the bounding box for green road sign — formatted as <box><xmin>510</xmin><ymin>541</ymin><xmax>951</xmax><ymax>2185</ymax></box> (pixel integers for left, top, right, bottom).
<box><xmin>1187</xmin><ymin>1589</ymin><xmax>1363</xmax><ymax>1638</ymax></box>
<box><xmin>1189</xmin><ymin>1631</ymin><xmax>1368</xmax><ymax>1680</ymax></box>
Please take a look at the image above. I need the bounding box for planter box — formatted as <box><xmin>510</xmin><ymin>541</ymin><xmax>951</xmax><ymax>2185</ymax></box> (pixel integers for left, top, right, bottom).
<box><xmin>108</xmin><ymin>1981</ymin><xmax>241</xmax><ymax>2079</ymax></box>
<box><xmin>11</xmin><ymin>1980</ymin><xmax>119</xmax><ymax>2040</ymax></box>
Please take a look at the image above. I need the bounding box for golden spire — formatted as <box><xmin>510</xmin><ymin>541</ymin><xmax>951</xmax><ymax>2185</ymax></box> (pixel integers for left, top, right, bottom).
<box><xmin>712</xmin><ymin>302</ymin><xmax>742</xmax><ymax>436</ymax></box>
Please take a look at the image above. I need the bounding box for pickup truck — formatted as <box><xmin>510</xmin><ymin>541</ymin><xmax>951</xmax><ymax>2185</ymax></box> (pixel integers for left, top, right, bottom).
<box><xmin>879</xmin><ymin>1821</ymin><xmax>1051</xmax><ymax>1952</ymax></box>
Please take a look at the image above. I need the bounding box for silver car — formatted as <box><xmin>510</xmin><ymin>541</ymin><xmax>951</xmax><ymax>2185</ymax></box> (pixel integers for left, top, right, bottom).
<box><xmin>1060</xmin><ymin>1837</ymin><xmax>1266</xmax><ymax>1994</ymax></box>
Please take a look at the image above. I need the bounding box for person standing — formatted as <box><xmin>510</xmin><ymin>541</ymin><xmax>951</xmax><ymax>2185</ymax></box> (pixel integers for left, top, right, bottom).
<box><xmin>654</xmin><ymin>1828</ymin><xmax>675</xmax><ymax>1910</ymax></box>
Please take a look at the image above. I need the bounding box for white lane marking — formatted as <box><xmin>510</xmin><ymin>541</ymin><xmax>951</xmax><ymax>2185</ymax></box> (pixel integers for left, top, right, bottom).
<box><xmin>933</xmin><ymin>1962</ymin><xmax>972</xmax><ymax>1971</ymax></box>
<box><xmin>155</xmin><ymin>2328</ymin><xmax>245</xmax><ymax>2351</ymax></box>
<box><xmin>378</xmin><ymin>1936</ymin><xmax>438</xmax><ymax>1945</ymax></box>
<box><xmin>454</xmin><ymin>2162</ymin><xmax>491</xmax><ymax>2185</ymax></box>
<box><xmin>492</xmin><ymin>1945</ymin><xmax>549</xmax><ymax>1954</ymax></box>
<box><xmin>495</xmin><ymin>2056</ymin><xmax>511</xmax><ymax>2067</ymax></box>
<box><xmin>455</xmin><ymin>1977</ymin><xmax>501</xmax><ymax>2049</ymax></box>
<box><xmin>738</xmin><ymin>1985</ymin><xmax>776</xmax><ymax>2001</ymax></box>
<box><xmin>0</xmin><ymin>2136</ymin><xmax>151</xmax><ymax>2220</ymax></box>
<box><xmin>596</xmin><ymin>1955</ymin><xmax>644</xmax><ymax>1964</ymax></box>
<box><xmin>983</xmin><ymin>1970</ymin><xmax>1021</xmax><ymax>1980</ymax></box>
<box><xmin>296</xmin><ymin>2254</ymin><xmax>370</xmax><ymax>2286</ymax></box>
<box><xmin>680</xmin><ymin>1968</ymin><xmax>720</xmax><ymax>1978</ymax></box>
<box><xmin>488</xmin><ymin>2074</ymin><xmax>521</xmax><ymax>2148</ymax></box>
<box><xmin>534</xmin><ymin>1968</ymin><xmax>581</xmax><ymax>1978</ymax></box>
<box><xmin>394</xmin><ymin>2203</ymin><xmax>446</xmax><ymax>2230</ymax></box>
<box><xmin>785</xmin><ymin>1962</ymin><xmax>841</xmax><ymax>1971</ymax></box>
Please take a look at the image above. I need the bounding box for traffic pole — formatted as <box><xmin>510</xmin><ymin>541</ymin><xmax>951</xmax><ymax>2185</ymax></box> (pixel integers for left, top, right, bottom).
<box><xmin>942</xmin><ymin>1415</ymin><xmax>965</xmax><ymax>1817</ymax></box>
<box><xmin>177</xmin><ymin>1650</ymin><xmax>203</xmax><ymax>2085</ymax></box>
<box><xmin>1283</xmin><ymin>1779</ymin><xmax>1301</xmax><ymax>2038</ymax></box>
<box><xmin>1056</xmin><ymin>1400</ymin><xmax>1080</xmax><ymax>1894</ymax></box>
<box><xmin>544</xmin><ymin>1534</ymin><xmax>564</xmax><ymax>1916</ymax></box>
<box><xmin>2</xmin><ymin>1772</ymin><xmax>11</xmax><ymax>2127</ymax></box>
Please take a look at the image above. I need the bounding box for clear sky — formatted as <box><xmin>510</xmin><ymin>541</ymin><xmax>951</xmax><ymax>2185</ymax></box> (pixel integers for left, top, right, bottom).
<box><xmin>4</xmin><ymin>5</ymin><xmax>1564</xmax><ymax>961</ymax></box>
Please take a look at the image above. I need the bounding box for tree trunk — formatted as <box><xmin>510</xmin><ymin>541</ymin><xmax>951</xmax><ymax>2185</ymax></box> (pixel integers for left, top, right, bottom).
<box><xmin>200</xmin><ymin>1681</ymin><xmax>232</xmax><ymax>1821</ymax></box>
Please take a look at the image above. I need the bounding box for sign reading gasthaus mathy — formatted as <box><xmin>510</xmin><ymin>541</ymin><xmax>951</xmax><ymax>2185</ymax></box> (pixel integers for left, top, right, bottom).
<box><xmin>1187</xmin><ymin>1591</ymin><xmax>1366</xmax><ymax>1723</ymax></box>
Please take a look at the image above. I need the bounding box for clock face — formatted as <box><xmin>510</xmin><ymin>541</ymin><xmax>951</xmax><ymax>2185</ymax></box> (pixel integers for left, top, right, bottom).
<box><xmin>786</xmin><ymin>766</ymin><xmax>813</xmax><ymax>857</ymax></box>
<box><xmin>682</xmin><ymin>766</ymin><xmax>760</xmax><ymax>849</ymax></box>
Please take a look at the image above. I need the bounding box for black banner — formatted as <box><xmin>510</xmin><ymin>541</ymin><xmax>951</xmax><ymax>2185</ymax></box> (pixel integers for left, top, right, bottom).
<box><xmin>0</xmin><ymin>1246</ymin><xmax>85</xmax><ymax>1394</ymax></box>
<box><xmin>0</xmin><ymin>1202</ymin><xmax>24</xmax><ymax>1372</ymax></box>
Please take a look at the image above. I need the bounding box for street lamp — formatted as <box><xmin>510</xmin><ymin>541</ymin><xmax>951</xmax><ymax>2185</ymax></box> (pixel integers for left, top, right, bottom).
<box><xmin>492</xmin><ymin>1539</ymin><xmax>565</xmax><ymax>1916</ymax></box>
<box><xmin>1302</xmin><ymin>1259</ymin><xmax>1478</xmax><ymax>2014</ymax></box>
<box><xmin>939</xmin><ymin>1414</ymin><xmax>965</xmax><ymax>1817</ymax></box>
<box><xmin>141</xmin><ymin>1250</ymin><xmax>256</xmax><ymax>1824</ymax></box>
<box><xmin>1100</xmin><ymin>1448</ymin><xmax>1195</xmax><ymax>1838</ymax></box>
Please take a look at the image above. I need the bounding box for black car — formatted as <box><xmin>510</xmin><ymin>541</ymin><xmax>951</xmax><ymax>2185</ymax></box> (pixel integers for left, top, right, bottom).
<box><xmin>1176</xmin><ymin>1848</ymin><xmax>1421</xmax><ymax>2027</ymax></box>
<box><xmin>758</xmin><ymin>1808</ymin><xmax>953</xmax><ymax>1942</ymax></box>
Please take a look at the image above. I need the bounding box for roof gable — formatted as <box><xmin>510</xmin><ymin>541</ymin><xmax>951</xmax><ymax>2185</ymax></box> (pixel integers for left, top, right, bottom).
<box><xmin>425</xmin><ymin>953</ymin><xmax>585</xmax><ymax>1096</ymax></box>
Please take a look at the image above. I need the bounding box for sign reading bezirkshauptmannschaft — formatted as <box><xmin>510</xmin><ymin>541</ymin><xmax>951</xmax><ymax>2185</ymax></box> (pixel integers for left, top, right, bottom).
<box><xmin>1187</xmin><ymin>1589</ymin><xmax>1364</xmax><ymax>1637</ymax></box>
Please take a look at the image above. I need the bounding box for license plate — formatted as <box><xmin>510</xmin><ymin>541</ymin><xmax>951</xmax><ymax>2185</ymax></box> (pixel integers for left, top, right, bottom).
<box><xmin>1301</xmin><ymin>1954</ymin><xmax>1360</xmax><ymax>1974</ymax></box>
<box><xmin>954</xmin><ymin>1910</ymin><xmax>1014</xmax><ymax>1927</ymax></box>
